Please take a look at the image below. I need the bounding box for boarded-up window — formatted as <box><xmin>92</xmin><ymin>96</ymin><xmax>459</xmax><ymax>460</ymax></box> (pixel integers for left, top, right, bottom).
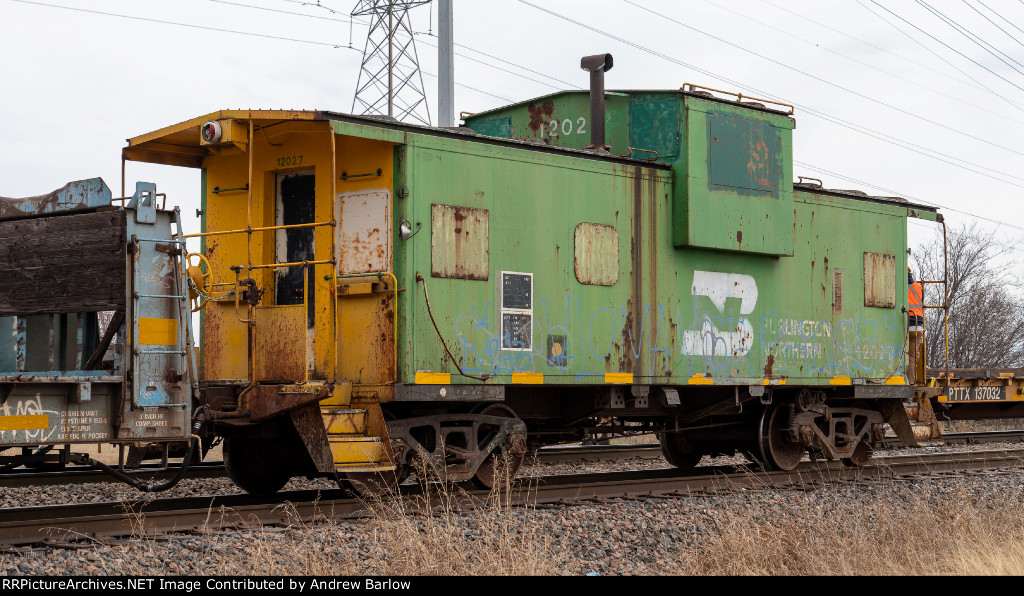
<box><xmin>574</xmin><ymin>223</ymin><xmax>619</xmax><ymax>286</ymax></box>
<box><xmin>708</xmin><ymin>113</ymin><xmax>783</xmax><ymax>198</ymax></box>
<box><xmin>337</xmin><ymin>190</ymin><xmax>391</xmax><ymax>274</ymax></box>
<box><xmin>431</xmin><ymin>204</ymin><xmax>488</xmax><ymax>280</ymax></box>
<box><xmin>863</xmin><ymin>253</ymin><xmax>895</xmax><ymax>308</ymax></box>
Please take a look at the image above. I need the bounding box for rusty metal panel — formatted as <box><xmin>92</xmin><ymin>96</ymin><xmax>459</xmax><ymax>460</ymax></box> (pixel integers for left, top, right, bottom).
<box><xmin>430</xmin><ymin>204</ymin><xmax>488</xmax><ymax>280</ymax></box>
<box><xmin>328</xmin><ymin>436</ymin><xmax>387</xmax><ymax>466</ymax></box>
<box><xmin>708</xmin><ymin>113</ymin><xmax>782</xmax><ymax>197</ymax></box>
<box><xmin>290</xmin><ymin>404</ymin><xmax>335</xmax><ymax>473</ymax></box>
<box><xmin>248</xmin><ymin>383</ymin><xmax>328</xmax><ymax>422</ymax></box>
<box><xmin>0</xmin><ymin>383</ymin><xmax>119</xmax><ymax>446</ymax></box>
<box><xmin>864</xmin><ymin>252</ymin><xmax>896</xmax><ymax>308</ymax></box>
<box><xmin>323</xmin><ymin>408</ymin><xmax>367</xmax><ymax>434</ymax></box>
<box><xmin>338</xmin><ymin>292</ymin><xmax>395</xmax><ymax>387</ymax></box>
<box><xmin>628</xmin><ymin>97</ymin><xmax>680</xmax><ymax>158</ymax></box>
<box><xmin>574</xmin><ymin>223</ymin><xmax>619</xmax><ymax>286</ymax></box>
<box><xmin>0</xmin><ymin>178</ymin><xmax>112</xmax><ymax>221</ymax></box>
<box><xmin>254</xmin><ymin>306</ymin><xmax>307</xmax><ymax>382</ymax></box>
<box><xmin>337</xmin><ymin>190</ymin><xmax>391</xmax><ymax>274</ymax></box>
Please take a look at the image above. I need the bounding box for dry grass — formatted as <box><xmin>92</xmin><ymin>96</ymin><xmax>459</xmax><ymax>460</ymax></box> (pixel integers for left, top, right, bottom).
<box><xmin>112</xmin><ymin>457</ymin><xmax>562</xmax><ymax>576</ymax></box>
<box><xmin>945</xmin><ymin>418</ymin><xmax>1024</xmax><ymax>433</ymax></box>
<box><xmin>360</xmin><ymin>472</ymin><xmax>559</xmax><ymax>575</ymax></box>
<box><xmin>679</xmin><ymin>483</ymin><xmax>1024</xmax><ymax>575</ymax></box>
<box><xmin>99</xmin><ymin>451</ymin><xmax>1024</xmax><ymax>576</ymax></box>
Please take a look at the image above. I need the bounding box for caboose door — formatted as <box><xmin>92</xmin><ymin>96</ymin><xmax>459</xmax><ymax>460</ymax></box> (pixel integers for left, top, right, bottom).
<box><xmin>334</xmin><ymin>189</ymin><xmax>394</xmax><ymax>389</ymax></box>
<box><xmin>253</xmin><ymin>171</ymin><xmax>316</xmax><ymax>383</ymax></box>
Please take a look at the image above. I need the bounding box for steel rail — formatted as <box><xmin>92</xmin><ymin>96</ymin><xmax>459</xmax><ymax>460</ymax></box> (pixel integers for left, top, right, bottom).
<box><xmin>2</xmin><ymin>430</ymin><xmax>1023</xmax><ymax>488</ymax></box>
<box><xmin>2</xmin><ymin>448</ymin><xmax>1023</xmax><ymax>547</ymax></box>
<box><xmin>0</xmin><ymin>443</ymin><xmax>666</xmax><ymax>488</ymax></box>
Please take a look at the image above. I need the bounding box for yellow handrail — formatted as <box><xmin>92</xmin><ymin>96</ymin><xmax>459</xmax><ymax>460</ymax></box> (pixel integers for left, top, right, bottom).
<box><xmin>681</xmin><ymin>83</ymin><xmax>796</xmax><ymax>114</ymax></box>
<box><xmin>182</xmin><ymin>220</ymin><xmax>333</xmax><ymax>239</ymax></box>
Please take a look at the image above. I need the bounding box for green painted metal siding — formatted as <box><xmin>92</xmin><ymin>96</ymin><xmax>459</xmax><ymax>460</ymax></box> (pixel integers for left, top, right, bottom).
<box><xmin>465</xmin><ymin>90</ymin><xmax>796</xmax><ymax>257</ymax></box>
<box><xmin>676</xmin><ymin>97</ymin><xmax>795</xmax><ymax>256</ymax></box>
<box><xmin>465</xmin><ymin>91</ymin><xmax>632</xmax><ymax>153</ymax></box>
<box><xmin>381</xmin><ymin>126</ymin><xmax>914</xmax><ymax>387</ymax></box>
<box><xmin>393</xmin><ymin>133</ymin><xmax>666</xmax><ymax>383</ymax></box>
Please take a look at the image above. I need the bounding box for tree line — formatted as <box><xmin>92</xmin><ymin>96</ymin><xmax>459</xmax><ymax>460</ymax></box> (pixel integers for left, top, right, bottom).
<box><xmin>912</xmin><ymin>223</ymin><xmax>1024</xmax><ymax>369</ymax></box>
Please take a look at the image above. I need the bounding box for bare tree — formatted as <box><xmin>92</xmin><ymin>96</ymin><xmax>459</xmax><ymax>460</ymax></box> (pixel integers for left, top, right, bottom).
<box><xmin>913</xmin><ymin>223</ymin><xmax>1024</xmax><ymax>369</ymax></box>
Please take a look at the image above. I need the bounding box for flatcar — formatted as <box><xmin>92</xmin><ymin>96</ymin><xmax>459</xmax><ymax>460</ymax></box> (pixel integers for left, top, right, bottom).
<box><xmin>1</xmin><ymin>54</ymin><xmax>1015</xmax><ymax>495</ymax></box>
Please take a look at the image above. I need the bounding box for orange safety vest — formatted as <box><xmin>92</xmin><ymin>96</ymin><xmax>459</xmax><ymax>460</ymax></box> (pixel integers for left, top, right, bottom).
<box><xmin>908</xmin><ymin>281</ymin><xmax>924</xmax><ymax>318</ymax></box>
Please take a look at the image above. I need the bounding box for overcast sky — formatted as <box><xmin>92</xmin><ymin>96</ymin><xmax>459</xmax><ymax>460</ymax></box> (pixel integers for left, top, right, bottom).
<box><xmin>2</xmin><ymin>0</ymin><xmax>1022</xmax><ymax>255</ymax></box>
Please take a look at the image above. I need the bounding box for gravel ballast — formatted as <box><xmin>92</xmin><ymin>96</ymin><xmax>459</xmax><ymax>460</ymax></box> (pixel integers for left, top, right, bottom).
<box><xmin>2</xmin><ymin>441</ymin><xmax>1023</xmax><ymax>575</ymax></box>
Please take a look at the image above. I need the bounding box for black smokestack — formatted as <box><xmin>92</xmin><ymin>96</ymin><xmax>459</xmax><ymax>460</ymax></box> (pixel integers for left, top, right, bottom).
<box><xmin>580</xmin><ymin>53</ymin><xmax>614</xmax><ymax>152</ymax></box>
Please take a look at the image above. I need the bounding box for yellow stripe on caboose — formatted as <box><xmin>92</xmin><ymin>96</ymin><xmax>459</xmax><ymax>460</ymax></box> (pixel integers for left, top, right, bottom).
<box><xmin>415</xmin><ymin>372</ymin><xmax>451</xmax><ymax>385</ymax></box>
<box><xmin>0</xmin><ymin>415</ymin><xmax>49</xmax><ymax>431</ymax></box>
<box><xmin>605</xmin><ymin>372</ymin><xmax>633</xmax><ymax>384</ymax></box>
<box><xmin>138</xmin><ymin>317</ymin><xmax>178</xmax><ymax>346</ymax></box>
<box><xmin>688</xmin><ymin>374</ymin><xmax>714</xmax><ymax>385</ymax></box>
<box><xmin>510</xmin><ymin>372</ymin><xmax>544</xmax><ymax>384</ymax></box>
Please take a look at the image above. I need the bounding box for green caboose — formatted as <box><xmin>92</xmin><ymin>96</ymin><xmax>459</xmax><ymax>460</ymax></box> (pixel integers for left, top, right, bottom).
<box><xmin>119</xmin><ymin>65</ymin><xmax>938</xmax><ymax>494</ymax></box>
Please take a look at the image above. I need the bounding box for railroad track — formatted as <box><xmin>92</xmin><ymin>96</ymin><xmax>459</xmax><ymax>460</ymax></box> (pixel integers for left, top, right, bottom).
<box><xmin>2</xmin><ymin>447</ymin><xmax>1023</xmax><ymax>547</ymax></box>
<box><xmin>1</xmin><ymin>429</ymin><xmax>1021</xmax><ymax>488</ymax></box>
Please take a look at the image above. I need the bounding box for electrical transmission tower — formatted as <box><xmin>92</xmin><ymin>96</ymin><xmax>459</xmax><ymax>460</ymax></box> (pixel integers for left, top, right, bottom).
<box><xmin>351</xmin><ymin>0</ymin><xmax>432</xmax><ymax>126</ymax></box>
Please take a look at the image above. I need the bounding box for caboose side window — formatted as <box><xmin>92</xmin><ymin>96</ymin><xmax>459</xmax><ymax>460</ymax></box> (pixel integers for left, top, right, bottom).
<box><xmin>499</xmin><ymin>271</ymin><xmax>533</xmax><ymax>351</ymax></box>
<box><xmin>275</xmin><ymin>171</ymin><xmax>316</xmax><ymax>327</ymax></box>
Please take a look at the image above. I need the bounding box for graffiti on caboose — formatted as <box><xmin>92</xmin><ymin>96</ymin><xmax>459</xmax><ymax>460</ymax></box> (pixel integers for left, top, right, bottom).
<box><xmin>0</xmin><ymin>394</ymin><xmax>59</xmax><ymax>444</ymax></box>
<box><xmin>682</xmin><ymin>271</ymin><xmax>757</xmax><ymax>357</ymax></box>
<box><xmin>450</xmin><ymin>270</ymin><xmax>905</xmax><ymax>381</ymax></box>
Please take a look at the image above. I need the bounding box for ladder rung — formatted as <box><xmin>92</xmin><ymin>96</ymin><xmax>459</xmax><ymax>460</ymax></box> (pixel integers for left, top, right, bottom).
<box><xmin>137</xmin><ymin>294</ymin><xmax>186</xmax><ymax>299</ymax></box>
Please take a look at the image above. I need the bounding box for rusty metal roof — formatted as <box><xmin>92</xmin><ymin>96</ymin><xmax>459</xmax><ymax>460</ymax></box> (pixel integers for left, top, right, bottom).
<box><xmin>124</xmin><ymin>109</ymin><xmax>674</xmax><ymax>170</ymax></box>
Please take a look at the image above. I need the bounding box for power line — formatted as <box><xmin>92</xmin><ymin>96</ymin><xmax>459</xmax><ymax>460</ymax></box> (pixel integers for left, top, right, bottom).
<box><xmin>520</xmin><ymin>0</ymin><xmax>1024</xmax><ymax>191</ymax></box>
<box><xmin>210</xmin><ymin>0</ymin><xmax>355</xmax><ymax>24</ymax></box>
<box><xmin>864</xmin><ymin>1</ymin><xmax>1024</xmax><ymax>96</ymax></box>
<box><xmin>759</xmin><ymin>0</ymin><xmax>977</xmax><ymax>90</ymax></box>
<box><xmin>10</xmin><ymin>0</ymin><xmax>351</xmax><ymax>48</ymax></box>
<box><xmin>856</xmin><ymin>0</ymin><xmax>1024</xmax><ymax>115</ymax></box>
<box><xmin>976</xmin><ymin>0</ymin><xmax>1024</xmax><ymax>40</ymax></box>
<box><xmin>916</xmin><ymin>0</ymin><xmax>1024</xmax><ymax>76</ymax></box>
<box><xmin>795</xmin><ymin>160</ymin><xmax>1024</xmax><ymax>233</ymax></box>
<box><xmin>962</xmin><ymin>0</ymin><xmax>1024</xmax><ymax>52</ymax></box>
<box><xmin>216</xmin><ymin>0</ymin><xmax>571</xmax><ymax>92</ymax></box>
<box><xmin>615</xmin><ymin>0</ymin><xmax>1024</xmax><ymax>159</ymax></box>
<box><xmin>700</xmin><ymin>0</ymin><xmax>1024</xmax><ymax>128</ymax></box>
<box><xmin>8</xmin><ymin>0</ymin><xmax>1022</xmax><ymax>233</ymax></box>
<box><xmin>7</xmin><ymin>0</ymin><xmax>511</xmax><ymax>104</ymax></box>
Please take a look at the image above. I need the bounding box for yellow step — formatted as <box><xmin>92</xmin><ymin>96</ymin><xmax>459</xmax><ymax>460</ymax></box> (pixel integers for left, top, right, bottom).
<box><xmin>320</xmin><ymin>380</ymin><xmax>353</xmax><ymax>407</ymax></box>
<box><xmin>329</xmin><ymin>436</ymin><xmax>388</xmax><ymax>466</ymax></box>
<box><xmin>335</xmin><ymin>462</ymin><xmax>397</xmax><ymax>473</ymax></box>
<box><xmin>323</xmin><ymin>408</ymin><xmax>367</xmax><ymax>436</ymax></box>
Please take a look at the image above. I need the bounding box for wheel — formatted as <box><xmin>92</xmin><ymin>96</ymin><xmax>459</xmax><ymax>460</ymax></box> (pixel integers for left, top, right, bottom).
<box><xmin>842</xmin><ymin>439</ymin><xmax>873</xmax><ymax>467</ymax></box>
<box><xmin>757</xmin><ymin>404</ymin><xmax>806</xmax><ymax>472</ymax></box>
<box><xmin>472</xmin><ymin>404</ymin><xmax>526</xmax><ymax>490</ymax></box>
<box><xmin>223</xmin><ymin>437</ymin><xmax>292</xmax><ymax>495</ymax></box>
<box><xmin>659</xmin><ymin>432</ymin><xmax>703</xmax><ymax>469</ymax></box>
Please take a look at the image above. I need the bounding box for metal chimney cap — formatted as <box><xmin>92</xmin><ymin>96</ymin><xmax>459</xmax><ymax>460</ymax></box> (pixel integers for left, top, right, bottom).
<box><xmin>580</xmin><ymin>53</ymin><xmax>613</xmax><ymax>73</ymax></box>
